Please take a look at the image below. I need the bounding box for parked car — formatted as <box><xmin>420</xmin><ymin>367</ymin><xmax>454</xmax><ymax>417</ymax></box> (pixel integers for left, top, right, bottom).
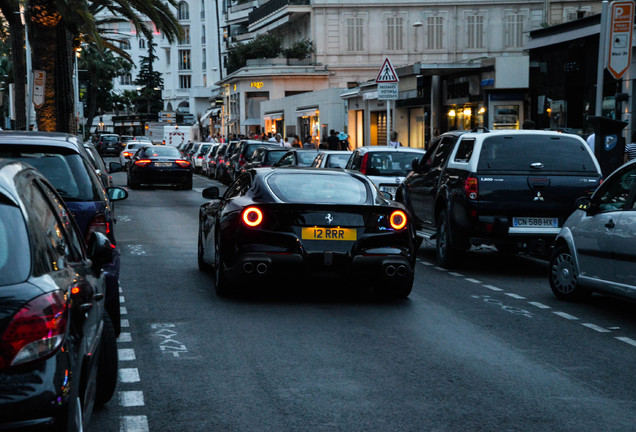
<box><xmin>346</xmin><ymin>146</ymin><xmax>426</xmax><ymax>199</ymax></box>
<box><xmin>0</xmin><ymin>131</ymin><xmax>129</xmax><ymax>335</ymax></box>
<box><xmin>96</xmin><ymin>133</ymin><xmax>122</xmax><ymax>156</ymax></box>
<box><xmin>186</xmin><ymin>143</ymin><xmax>202</xmax><ymax>164</ymax></box>
<box><xmin>181</xmin><ymin>141</ymin><xmax>195</xmax><ymax>158</ymax></box>
<box><xmin>119</xmin><ymin>141</ymin><xmax>147</xmax><ymax>167</ymax></box>
<box><xmin>127</xmin><ymin>145</ymin><xmax>193</xmax><ymax>189</ymax></box>
<box><xmin>84</xmin><ymin>142</ymin><xmax>114</xmax><ymax>189</ymax></box>
<box><xmin>395</xmin><ymin>129</ymin><xmax>602</xmax><ymax>266</ymax></box>
<box><xmin>275</xmin><ymin>149</ymin><xmax>320</xmax><ymax>167</ymax></box>
<box><xmin>229</xmin><ymin>140</ymin><xmax>281</xmax><ymax>180</ymax></box>
<box><xmin>191</xmin><ymin>142</ymin><xmax>213</xmax><ymax>173</ymax></box>
<box><xmin>216</xmin><ymin>140</ymin><xmax>240</xmax><ymax>184</ymax></box>
<box><xmin>311</xmin><ymin>150</ymin><xmax>352</xmax><ymax>168</ymax></box>
<box><xmin>0</xmin><ymin>159</ymin><xmax>118</xmax><ymax>430</ymax></box>
<box><xmin>212</xmin><ymin>143</ymin><xmax>229</xmax><ymax>180</ymax></box>
<box><xmin>197</xmin><ymin>167</ymin><xmax>416</xmax><ymax>298</ymax></box>
<box><xmin>202</xmin><ymin>143</ymin><xmax>220</xmax><ymax>177</ymax></box>
<box><xmin>549</xmin><ymin>159</ymin><xmax>636</xmax><ymax>301</ymax></box>
<box><xmin>242</xmin><ymin>146</ymin><xmax>288</xmax><ymax>171</ymax></box>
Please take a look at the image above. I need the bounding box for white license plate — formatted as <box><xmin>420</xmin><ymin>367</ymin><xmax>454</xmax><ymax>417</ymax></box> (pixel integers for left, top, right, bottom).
<box><xmin>512</xmin><ymin>217</ymin><xmax>559</xmax><ymax>228</ymax></box>
<box><xmin>380</xmin><ymin>186</ymin><xmax>397</xmax><ymax>195</ymax></box>
<box><xmin>154</xmin><ymin>162</ymin><xmax>172</xmax><ymax>167</ymax></box>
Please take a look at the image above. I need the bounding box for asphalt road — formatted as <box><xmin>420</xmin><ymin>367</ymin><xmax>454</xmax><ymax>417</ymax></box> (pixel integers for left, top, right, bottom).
<box><xmin>90</xmin><ymin>164</ymin><xmax>636</xmax><ymax>432</ymax></box>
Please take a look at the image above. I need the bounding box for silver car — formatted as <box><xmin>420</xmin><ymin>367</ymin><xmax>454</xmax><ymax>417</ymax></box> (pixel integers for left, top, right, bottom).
<box><xmin>549</xmin><ymin>159</ymin><xmax>636</xmax><ymax>301</ymax></box>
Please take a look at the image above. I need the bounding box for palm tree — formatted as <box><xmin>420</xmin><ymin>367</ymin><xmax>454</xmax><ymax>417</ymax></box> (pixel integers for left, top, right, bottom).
<box><xmin>25</xmin><ymin>0</ymin><xmax>183</xmax><ymax>132</ymax></box>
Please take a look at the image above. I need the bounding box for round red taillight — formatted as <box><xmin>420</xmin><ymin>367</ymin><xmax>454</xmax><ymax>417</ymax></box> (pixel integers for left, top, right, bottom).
<box><xmin>242</xmin><ymin>207</ymin><xmax>263</xmax><ymax>227</ymax></box>
<box><xmin>389</xmin><ymin>210</ymin><xmax>407</xmax><ymax>230</ymax></box>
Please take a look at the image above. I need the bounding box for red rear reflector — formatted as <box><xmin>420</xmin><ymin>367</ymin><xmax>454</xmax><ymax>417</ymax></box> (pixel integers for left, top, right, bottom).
<box><xmin>389</xmin><ymin>210</ymin><xmax>407</xmax><ymax>230</ymax></box>
<box><xmin>0</xmin><ymin>291</ymin><xmax>68</xmax><ymax>369</ymax></box>
<box><xmin>134</xmin><ymin>159</ymin><xmax>152</xmax><ymax>167</ymax></box>
<box><xmin>175</xmin><ymin>160</ymin><xmax>190</xmax><ymax>168</ymax></box>
<box><xmin>242</xmin><ymin>207</ymin><xmax>263</xmax><ymax>227</ymax></box>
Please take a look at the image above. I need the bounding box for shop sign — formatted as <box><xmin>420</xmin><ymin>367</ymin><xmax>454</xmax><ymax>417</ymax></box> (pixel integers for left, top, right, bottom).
<box><xmin>608</xmin><ymin>0</ymin><xmax>634</xmax><ymax>80</ymax></box>
<box><xmin>250</xmin><ymin>82</ymin><xmax>264</xmax><ymax>89</ymax></box>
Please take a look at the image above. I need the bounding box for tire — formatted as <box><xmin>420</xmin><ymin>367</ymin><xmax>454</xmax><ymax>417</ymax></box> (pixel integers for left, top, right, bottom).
<box><xmin>549</xmin><ymin>246</ymin><xmax>590</xmax><ymax>301</ymax></box>
<box><xmin>95</xmin><ymin>313</ymin><xmax>118</xmax><ymax>406</ymax></box>
<box><xmin>436</xmin><ymin>209</ymin><xmax>461</xmax><ymax>268</ymax></box>
<box><xmin>182</xmin><ymin>178</ymin><xmax>193</xmax><ymax>190</ymax></box>
<box><xmin>198</xmin><ymin>231</ymin><xmax>214</xmax><ymax>272</ymax></box>
<box><xmin>214</xmin><ymin>234</ymin><xmax>231</xmax><ymax>297</ymax></box>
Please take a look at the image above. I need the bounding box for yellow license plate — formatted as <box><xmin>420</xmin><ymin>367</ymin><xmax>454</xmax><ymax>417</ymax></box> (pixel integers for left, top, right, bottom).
<box><xmin>301</xmin><ymin>227</ymin><xmax>357</xmax><ymax>241</ymax></box>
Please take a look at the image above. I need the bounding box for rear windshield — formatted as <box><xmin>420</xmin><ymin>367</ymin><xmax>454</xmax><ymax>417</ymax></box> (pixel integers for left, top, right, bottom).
<box><xmin>128</xmin><ymin>143</ymin><xmax>144</xmax><ymax>150</ymax></box>
<box><xmin>101</xmin><ymin>136</ymin><xmax>119</xmax><ymax>143</ymax></box>
<box><xmin>245</xmin><ymin>144</ymin><xmax>273</xmax><ymax>161</ymax></box>
<box><xmin>477</xmin><ymin>135</ymin><xmax>598</xmax><ymax>173</ymax></box>
<box><xmin>267</xmin><ymin>172</ymin><xmax>369</xmax><ymax>204</ymax></box>
<box><xmin>0</xmin><ymin>148</ymin><xmax>100</xmax><ymax>201</ymax></box>
<box><xmin>142</xmin><ymin>146</ymin><xmax>180</xmax><ymax>158</ymax></box>
<box><xmin>200</xmin><ymin>145</ymin><xmax>211</xmax><ymax>153</ymax></box>
<box><xmin>326</xmin><ymin>154</ymin><xmax>350</xmax><ymax>168</ymax></box>
<box><xmin>265</xmin><ymin>150</ymin><xmax>287</xmax><ymax>163</ymax></box>
<box><xmin>366</xmin><ymin>151</ymin><xmax>421</xmax><ymax>176</ymax></box>
<box><xmin>297</xmin><ymin>151</ymin><xmax>319</xmax><ymax>166</ymax></box>
<box><xmin>0</xmin><ymin>202</ymin><xmax>31</xmax><ymax>285</ymax></box>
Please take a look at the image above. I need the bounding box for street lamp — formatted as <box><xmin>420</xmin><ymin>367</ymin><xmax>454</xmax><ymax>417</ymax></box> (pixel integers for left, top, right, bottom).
<box><xmin>413</xmin><ymin>21</ymin><xmax>423</xmax><ymax>53</ymax></box>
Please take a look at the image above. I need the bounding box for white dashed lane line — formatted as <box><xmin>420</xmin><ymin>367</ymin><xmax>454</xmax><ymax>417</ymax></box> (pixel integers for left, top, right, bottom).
<box><xmin>121</xmin><ymin>416</ymin><xmax>149</xmax><ymax>432</ymax></box>
<box><xmin>418</xmin><ymin>259</ymin><xmax>634</xmax><ymax>348</ymax></box>
<box><xmin>120</xmin><ymin>391</ymin><xmax>145</xmax><ymax>407</ymax></box>
<box><xmin>119</xmin><ymin>332</ymin><xmax>132</xmax><ymax>343</ymax></box>
<box><xmin>119</xmin><ymin>368</ymin><xmax>141</xmax><ymax>383</ymax></box>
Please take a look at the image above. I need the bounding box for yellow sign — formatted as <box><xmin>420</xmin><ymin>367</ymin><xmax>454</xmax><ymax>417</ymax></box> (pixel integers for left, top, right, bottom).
<box><xmin>301</xmin><ymin>227</ymin><xmax>357</xmax><ymax>241</ymax></box>
<box><xmin>250</xmin><ymin>82</ymin><xmax>264</xmax><ymax>89</ymax></box>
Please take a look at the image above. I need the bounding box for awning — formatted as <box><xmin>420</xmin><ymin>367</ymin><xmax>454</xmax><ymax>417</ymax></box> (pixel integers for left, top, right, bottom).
<box><xmin>264</xmin><ymin>112</ymin><xmax>284</xmax><ymax>120</ymax></box>
<box><xmin>340</xmin><ymin>88</ymin><xmax>360</xmax><ymax>99</ymax></box>
<box><xmin>242</xmin><ymin>118</ymin><xmax>261</xmax><ymax>126</ymax></box>
<box><xmin>200</xmin><ymin>108</ymin><xmax>222</xmax><ymax>123</ymax></box>
<box><xmin>296</xmin><ymin>107</ymin><xmax>318</xmax><ymax>117</ymax></box>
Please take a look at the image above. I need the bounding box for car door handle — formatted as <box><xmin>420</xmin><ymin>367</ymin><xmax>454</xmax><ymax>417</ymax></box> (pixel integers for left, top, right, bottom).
<box><xmin>605</xmin><ymin>220</ymin><xmax>615</xmax><ymax>228</ymax></box>
<box><xmin>80</xmin><ymin>303</ymin><xmax>93</xmax><ymax>313</ymax></box>
<box><xmin>93</xmin><ymin>293</ymin><xmax>104</xmax><ymax>301</ymax></box>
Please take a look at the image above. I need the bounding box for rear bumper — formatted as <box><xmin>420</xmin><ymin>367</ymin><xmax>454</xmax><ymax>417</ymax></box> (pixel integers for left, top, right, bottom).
<box><xmin>223</xmin><ymin>251</ymin><xmax>414</xmax><ymax>287</ymax></box>
<box><xmin>132</xmin><ymin>170</ymin><xmax>192</xmax><ymax>185</ymax></box>
<box><xmin>450</xmin><ymin>214</ymin><xmax>562</xmax><ymax>246</ymax></box>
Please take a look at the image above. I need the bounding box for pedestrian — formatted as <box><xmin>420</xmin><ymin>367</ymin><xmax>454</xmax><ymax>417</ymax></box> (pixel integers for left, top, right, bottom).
<box><xmin>283</xmin><ymin>136</ymin><xmax>292</xmax><ymax>147</ymax></box>
<box><xmin>303</xmin><ymin>135</ymin><xmax>315</xmax><ymax>149</ymax></box>
<box><xmin>268</xmin><ymin>133</ymin><xmax>277</xmax><ymax>143</ymax></box>
<box><xmin>337</xmin><ymin>132</ymin><xmax>350</xmax><ymax>150</ymax></box>
<box><xmin>326</xmin><ymin>129</ymin><xmax>340</xmax><ymax>150</ymax></box>
<box><xmin>389</xmin><ymin>131</ymin><xmax>402</xmax><ymax>148</ymax></box>
<box><xmin>292</xmin><ymin>135</ymin><xmax>302</xmax><ymax>148</ymax></box>
<box><xmin>625</xmin><ymin>131</ymin><xmax>636</xmax><ymax>162</ymax></box>
<box><xmin>273</xmin><ymin>133</ymin><xmax>284</xmax><ymax>146</ymax></box>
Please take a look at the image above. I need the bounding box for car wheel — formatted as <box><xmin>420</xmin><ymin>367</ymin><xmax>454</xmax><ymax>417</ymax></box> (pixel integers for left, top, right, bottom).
<box><xmin>549</xmin><ymin>246</ymin><xmax>590</xmax><ymax>301</ymax></box>
<box><xmin>95</xmin><ymin>313</ymin><xmax>118</xmax><ymax>405</ymax></box>
<box><xmin>198</xmin><ymin>231</ymin><xmax>214</xmax><ymax>272</ymax></box>
<box><xmin>182</xmin><ymin>178</ymin><xmax>193</xmax><ymax>190</ymax></box>
<box><xmin>214</xmin><ymin>234</ymin><xmax>231</xmax><ymax>297</ymax></box>
<box><xmin>436</xmin><ymin>209</ymin><xmax>460</xmax><ymax>268</ymax></box>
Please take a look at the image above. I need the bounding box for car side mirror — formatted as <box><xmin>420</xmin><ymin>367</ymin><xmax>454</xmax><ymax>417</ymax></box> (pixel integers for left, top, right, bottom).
<box><xmin>87</xmin><ymin>232</ymin><xmax>114</xmax><ymax>272</ymax></box>
<box><xmin>202</xmin><ymin>186</ymin><xmax>220</xmax><ymax>200</ymax></box>
<box><xmin>109</xmin><ymin>161</ymin><xmax>125</xmax><ymax>173</ymax></box>
<box><xmin>107</xmin><ymin>187</ymin><xmax>128</xmax><ymax>202</ymax></box>
<box><xmin>575</xmin><ymin>196</ymin><xmax>592</xmax><ymax>212</ymax></box>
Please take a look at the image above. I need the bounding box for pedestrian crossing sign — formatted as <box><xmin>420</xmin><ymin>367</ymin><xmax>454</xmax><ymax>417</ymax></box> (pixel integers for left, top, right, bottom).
<box><xmin>376</xmin><ymin>58</ymin><xmax>399</xmax><ymax>83</ymax></box>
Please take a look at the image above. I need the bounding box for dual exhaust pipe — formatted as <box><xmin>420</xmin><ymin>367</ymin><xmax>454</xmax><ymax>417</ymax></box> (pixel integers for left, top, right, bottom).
<box><xmin>242</xmin><ymin>261</ymin><xmax>269</xmax><ymax>275</ymax></box>
<box><xmin>385</xmin><ymin>264</ymin><xmax>408</xmax><ymax>277</ymax></box>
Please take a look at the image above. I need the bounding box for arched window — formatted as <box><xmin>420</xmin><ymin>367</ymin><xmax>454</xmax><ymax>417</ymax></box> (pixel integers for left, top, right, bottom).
<box><xmin>120</xmin><ymin>39</ymin><xmax>131</xmax><ymax>50</ymax></box>
<box><xmin>139</xmin><ymin>39</ymin><xmax>146</xmax><ymax>49</ymax></box>
<box><xmin>200</xmin><ymin>0</ymin><xmax>205</xmax><ymax>18</ymax></box>
<box><xmin>178</xmin><ymin>2</ymin><xmax>189</xmax><ymax>20</ymax></box>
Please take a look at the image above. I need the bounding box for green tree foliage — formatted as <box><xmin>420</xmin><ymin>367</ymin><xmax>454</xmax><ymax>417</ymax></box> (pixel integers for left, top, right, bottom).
<box><xmin>227</xmin><ymin>34</ymin><xmax>282</xmax><ymax>74</ymax></box>
<box><xmin>80</xmin><ymin>44</ymin><xmax>132</xmax><ymax>135</ymax></box>
<box><xmin>133</xmin><ymin>40</ymin><xmax>163</xmax><ymax>114</ymax></box>
<box><xmin>283</xmin><ymin>39</ymin><xmax>313</xmax><ymax>60</ymax></box>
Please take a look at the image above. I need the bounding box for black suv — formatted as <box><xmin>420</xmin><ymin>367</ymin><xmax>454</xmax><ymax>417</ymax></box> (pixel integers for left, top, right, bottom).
<box><xmin>96</xmin><ymin>133</ymin><xmax>122</xmax><ymax>156</ymax></box>
<box><xmin>396</xmin><ymin>129</ymin><xmax>602</xmax><ymax>267</ymax></box>
<box><xmin>228</xmin><ymin>140</ymin><xmax>281</xmax><ymax>181</ymax></box>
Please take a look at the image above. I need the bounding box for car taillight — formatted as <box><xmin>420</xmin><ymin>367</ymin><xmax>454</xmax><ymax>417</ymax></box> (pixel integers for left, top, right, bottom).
<box><xmin>123</xmin><ymin>151</ymin><xmax>133</xmax><ymax>157</ymax></box>
<box><xmin>134</xmin><ymin>159</ymin><xmax>152</xmax><ymax>167</ymax></box>
<box><xmin>0</xmin><ymin>291</ymin><xmax>68</xmax><ymax>370</ymax></box>
<box><xmin>360</xmin><ymin>153</ymin><xmax>369</xmax><ymax>174</ymax></box>
<box><xmin>175</xmin><ymin>160</ymin><xmax>190</xmax><ymax>168</ymax></box>
<box><xmin>197</xmin><ymin>155</ymin><xmax>203</xmax><ymax>159</ymax></box>
<box><xmin>242</xmin><ymin>207</ymin><xmax>263</xmax><ymax>227</ymax></box>
<box><xmin>389</xmin><ymin>210</ymin><xmax>408</xmax><ymax>230</ymax></box>
<box><xmin>85</xmin><ymin>213</ymin><xmax>110</xmax><ymax>244</ymax></box>
<box><xmin>464</xmin><ymin>176</ymin><xmax>478</xmax><ymax>200</ymax></box>
<box><xmin>239</xmin><ymin>155</ymin><xmax>246</xmax><ymax>166</ymax></box>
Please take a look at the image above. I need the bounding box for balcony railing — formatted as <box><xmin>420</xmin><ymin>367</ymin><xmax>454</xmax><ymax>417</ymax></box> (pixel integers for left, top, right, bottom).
<box><xmin>249</xmin><ymin>0</ymin><xmax>309</xmax><ymax>24</ymax></box>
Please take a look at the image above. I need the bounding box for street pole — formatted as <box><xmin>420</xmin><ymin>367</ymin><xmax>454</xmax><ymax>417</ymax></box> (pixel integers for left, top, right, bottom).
<box><xmin>21</xmin><ymin>5</ymin><xmax>33</xmax><ymax>130</ymax></box>
<box><xmin>596</xmin><ymin>1</ymin><xmax>609</xmax><ymax>116</ymax></box>
<box><xmin>386</xmin><ymin>100</ymin><xmax>391</xmax><ymax>146</ymax></box>
<box><xmin>74</xmin><ymin>52</ymin><xmax>80</xmax><ymax>135</ymax></box>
